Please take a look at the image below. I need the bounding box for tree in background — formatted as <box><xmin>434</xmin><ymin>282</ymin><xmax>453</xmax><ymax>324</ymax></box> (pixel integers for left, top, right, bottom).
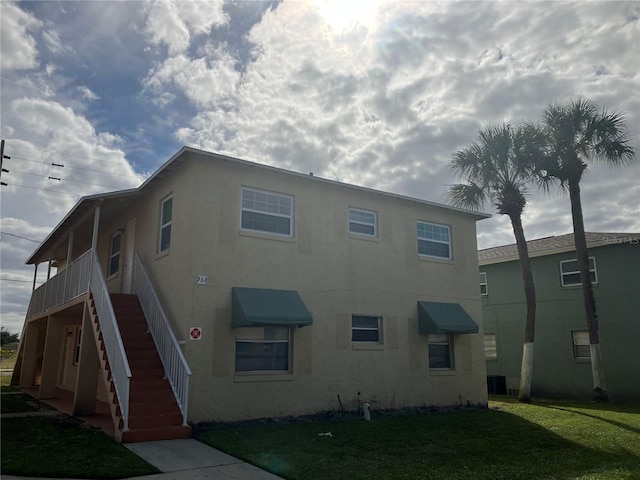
<box><xmin>1</xmin><ymin>327</ymin><xmax>19</xmax><ymax>346</ymax></box>
<box><xmin>541</xmin><ymin>97</ymin><xmax>636</xmax><ymax>400</ymax></box>
<box><xmin>448</xmin><ymin>122</ymin><xmax>546</xmax><ymax>402</ymax></box>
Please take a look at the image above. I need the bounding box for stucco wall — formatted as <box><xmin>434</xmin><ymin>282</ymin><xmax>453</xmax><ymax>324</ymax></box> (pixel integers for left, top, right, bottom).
<box><xmin>99</xmin><ymin>151</ymin><xmax>487</xmax><ymax>422</ymax></box>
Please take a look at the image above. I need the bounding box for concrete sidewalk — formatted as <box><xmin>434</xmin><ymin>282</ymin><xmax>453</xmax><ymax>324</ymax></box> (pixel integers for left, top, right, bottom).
<box><xmin>123</xmin><ymin>438</ymin><xmax>284</xmax><ymax>479</ymax></box>
<box><xmin>1</xmin><ymin>438</ymin><xmax>283</xmax><ymax>480</ymax></box>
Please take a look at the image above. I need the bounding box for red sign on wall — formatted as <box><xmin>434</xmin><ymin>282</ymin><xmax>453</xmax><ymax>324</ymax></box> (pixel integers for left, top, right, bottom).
<box><xmin>189</xmin><ymin>327</ymin><xmax>202</xmax><ymax>340</ymax></box>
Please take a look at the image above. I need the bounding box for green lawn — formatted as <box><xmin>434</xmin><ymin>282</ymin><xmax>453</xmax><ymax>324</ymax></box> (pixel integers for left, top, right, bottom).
<box><xmin>195</xmin><ymin>398</ymin><xmax>640</xmax><ymax>480</ymax></box>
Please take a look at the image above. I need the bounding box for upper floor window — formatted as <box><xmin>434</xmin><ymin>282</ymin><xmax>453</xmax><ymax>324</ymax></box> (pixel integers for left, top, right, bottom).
<box><xmin>428</xmin><ymin>333</ymin><xmax>453</xmax><ymax>369</ymax></box>
<box><xmin>159</xmin><ymin>195</ymin><xmax>173</xmax><ymax>253</ymax></box>
<box><xmin>241</xmin><ymin>187</ymin><xmax>293</xmax><ymax>237</ymax></box>
<box><xmin>417</xmin><ymin>222</ymin><xmax>452</xmax><ymax>259</ymax></box>
<box><xmin>352</xmin><ymin>315</ymin><xmax>382</xmax><ymax>343</ymax></box>
<box><xmin>572</xmin><ymin>331</ymin><xmax>590</xmax><ymax>359</ymax></box>
<box><xmin>108</xmin><ymin>231</ymin><xmax>122</xmax><ymax>276</ymax></box>
<box><xmin>560</xmin><ymin>257</ymin><xmax>597</xmax><ymax>287</ymax></box>
<box><xmin>479</xmin><ymin>272</ymin><xmax>488</xmax><ymax>296</ymax></box>
<box><xmin>348</xmin><ymin>208</ymin><xmax>377</xmax><ymax>237</ymax></box>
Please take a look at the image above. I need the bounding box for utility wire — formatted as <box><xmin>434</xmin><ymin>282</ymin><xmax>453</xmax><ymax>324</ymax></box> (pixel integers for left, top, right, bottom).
<box><xmin>3</xmin><ymin>183</ymin><xmax>82</xmax><ymax>198</ymax></box>
<box><xmin>9</xmin><ymin>168</ymin><xmax>126</xmax><ymax>190</ymax></box>
<box><xmin>5</xmin><ymin>141</ymin><xmax>136</xmax><ymax>166</ymax></box>
<box><xmin>7</xmin><ymin>155</ymin><xmax>141</xmax><ymax>180</ymax></box>
<box><xmin>0</xmin><ymin>232</ymin><xmax>42</xmax><ymax>243</ymax></box>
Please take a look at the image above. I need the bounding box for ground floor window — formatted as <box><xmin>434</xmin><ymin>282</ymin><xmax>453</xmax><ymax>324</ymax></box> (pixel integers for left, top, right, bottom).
<box><xmin>572</xmin><ymin>331</ymin><xmax>591</xmax><ymax>359</ymax></box>
<box><xmin>235</xmin><ymin>326</ymin><xmax>290</xmax><ymax>372</ymax></box>
<box><xmin>484</xmin><ymin>333</ymin><xmax>497</xmax><ymax>359</ymax></box>
<box><xmin>429</xmin><ymin>333</ymin><xmax>453</xmax><ymax>369</ymax></box>
<box><xmin>351</xmin><ymin>315</ymin><xmax>382</xmax><ymax>343</ymax></box>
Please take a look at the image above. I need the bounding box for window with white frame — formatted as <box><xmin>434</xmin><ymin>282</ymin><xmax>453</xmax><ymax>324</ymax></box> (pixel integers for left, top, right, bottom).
<box><xmin>484</xmin><ymin>333</ymin><xmax>497</xmax><ymax>359</ymax></box>
<box><xmin>235</xmin><ymin>326</ymin><xmax>291</xmax><ymax>372</ymax></box>
<box><xmin>159</xmin><ymin>195</ymin><xmax>173</xmax><ymax>253</ymax></box>
<box><xmin>428</xmin><ymin>333</ymin><xmax>453</xmax><ymax>369</ymax></box>
<box><xmin>352</xmin><ymin>315</ymin><xmax>382</xmax><ymax>343</ymax></box>
<box><xmin>348</xmin><ymin>208</ymin><xmax>377</xmax><ymax>237</ymax></box>
<box><xmin>572</xmin><ymin>331</ymin><xmax>591</xmax><ymax>359</ymax></box>
<box><xmin>417</xmin><ymin>222</ymin><xmax>452</xmax><ymax>259</ymax></box>
<box><xmin>480</xmin><ymin>272</ymin><xmax>488</xmax><ymax>296</ymax></box>
<box><xmin>108</xmin><ymin>231</ymin><xmax>122</xmax><ymax>276</ymax></box>
<box><xmin>560</xmin><ymin>257</ymin><xmax>597</xmax><ymax>287</ymax></box>
<box><xmin>241</xmin><ymin>187</ymin><xmax>293</xmax><ymax>236</ymax></box>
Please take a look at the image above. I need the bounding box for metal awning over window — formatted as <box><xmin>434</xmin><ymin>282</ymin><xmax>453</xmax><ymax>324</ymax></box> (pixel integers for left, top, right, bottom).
<box><xmin>417</xmin><ymin>301</ymin><xmax>479</xmax><ymax>334</ymax></box>
<box><xmin>231</xmin><ymin>287</ymin><xmax>313</xmax><ymax>328</ymax></box>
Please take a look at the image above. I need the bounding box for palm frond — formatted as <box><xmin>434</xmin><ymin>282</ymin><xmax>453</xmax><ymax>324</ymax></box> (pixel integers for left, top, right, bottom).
<box><xmin>446</xmin><ymin>183</ymin><xmax>487</xmax><ymax>211</ymax></box>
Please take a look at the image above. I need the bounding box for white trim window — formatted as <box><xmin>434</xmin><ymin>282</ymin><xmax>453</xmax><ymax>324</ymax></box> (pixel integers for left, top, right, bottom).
<box><xmin>235</xmin><ymin>327</ymin><xmax>291</xmax><ymax>373</ymax></box>
<box><xmin>159</xmin><ymin>195</ymin><xmax>173</xmax><ymax>253</ymax></box>
<box><xmin>480</xmin><ymin>272</ymin><xmax>488</xmax><ymax>296</ymax></box>
<box><xmin>428</xmin><ymin>333</ymin><xmax>453</xmax><ymax>369</ymax></box>
<box><xmin>108</xmin><ymin>231</ymin><xmax>122</xmax><ymax>277</ymax></box>
<box><xmin>348</xmin><ymin>208</ymin><xmax>377</xmax><ymax>237</ymax></box>
<box><xmin>241</xmin><ymin>187</ymin><xmax>293</xmax><ymax>236</ymax></box>
<box><xmin>417</xmin><ymin>222</ymin><xmax>452</xmax><ymax>259</ymax></box>
<box><xmin>572</xmin><ymin>331</ymin><xmax>591</xmax><ymax>359</ymax></box>
<box><xmin>560</xmin><ymin>257</ymin><xmax>597</xmax><ymax>287</ymax></box>
<box><xmin>352</xmin><ymin>315</ymin><xmax>382</xmax><ymax>343</ymax></box>
<box><xmin>484</xmin><ymin>333</ymin><xmax>497</xmax><ymax>359</ymax></box>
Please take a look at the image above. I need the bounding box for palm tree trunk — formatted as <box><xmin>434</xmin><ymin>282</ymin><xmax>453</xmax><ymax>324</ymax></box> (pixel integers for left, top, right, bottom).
<box><xmin>568</xmin><ymin>179</ymin><xmax>607</xmax><ymax>400</ymax></box>
<box><xmin>509</xmin><ymin>213</ymin><xmax>536</xmax><ymax>402</ymax></box>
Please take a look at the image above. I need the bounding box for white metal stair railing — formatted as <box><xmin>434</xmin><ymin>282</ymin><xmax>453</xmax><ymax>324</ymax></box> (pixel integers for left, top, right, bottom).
<box><xmin>133</xmin><ymin>253</ymin><xmax>191</xmax><ymax>426</ymax></box>
<box><xmin>88</xmin><ymin>250</ymin><xmax>132</xmax><ymax>431</ymax></box>
<box><xmin>25</xmin><ymin>249</ymin><xmax>132</xmax><ymax>431</ymax></box>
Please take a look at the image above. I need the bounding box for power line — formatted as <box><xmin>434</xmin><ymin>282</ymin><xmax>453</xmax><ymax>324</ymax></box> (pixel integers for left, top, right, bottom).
<box><xmin>3</xmin><ymin>182</ymin><xmax>82</xmax><ymax>198</ymax></box>
<box><xmin>4</xmin><ymin>141</ymin><xmax>135</xmax><ymax>166</ymax></box>
<box><xmin>0</xmin><ymin>232</ymin><xmax>42</xmax><ymax>243</ymax></box>
<box><xmin>0</xmin><ymin>278</ymin><xmax>33</xmax><ymax>283</ymax></box>
<box><xmin>10</xmin><ymin>168</ymin><xmax>125</xmax><ymax>190</ymax></box>
<box><xmin>7</xmin><ymin>155</ymin><xmax>141</xmax><ymax>180</ymax></box>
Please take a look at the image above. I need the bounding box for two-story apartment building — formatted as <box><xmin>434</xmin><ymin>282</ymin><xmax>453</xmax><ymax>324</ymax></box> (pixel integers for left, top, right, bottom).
<box><xmin>480</xmin><ymin>233</ymin><xmax>640</xmax><ymax>402</ymax></box>
<box><xmin>13</xmin><ymin>147</ymin><xmax>490</xmax><ymax>442</ymax></box>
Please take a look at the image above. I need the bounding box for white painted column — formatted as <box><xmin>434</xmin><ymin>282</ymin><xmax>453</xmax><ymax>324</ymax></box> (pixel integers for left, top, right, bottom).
<box><xmin>91</xmin><ymin>203</ymin><xmax>101</xmax><ymax>251</ymax></box>
<box><xmin>66</xmin><ymin>230</ymin><xmax>74</xmax><ymax>267</ymax></box>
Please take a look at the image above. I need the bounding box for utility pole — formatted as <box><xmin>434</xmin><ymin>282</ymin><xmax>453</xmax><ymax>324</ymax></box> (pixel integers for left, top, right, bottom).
<box><xmin>0</xmin><ymin>140</ymin><xmax>9</xmax><ymax>186</ymax></box>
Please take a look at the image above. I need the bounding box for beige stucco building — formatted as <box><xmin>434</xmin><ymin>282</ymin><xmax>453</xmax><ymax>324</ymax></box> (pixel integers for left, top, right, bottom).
<box><xmin>14</xmin><ymin>147</ymin><xmax>490</xmax><ymax>442</ymax></box>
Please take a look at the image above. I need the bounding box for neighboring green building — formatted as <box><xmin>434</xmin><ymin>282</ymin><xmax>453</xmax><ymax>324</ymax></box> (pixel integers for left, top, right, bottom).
<box><xmin>480</xmin><ymin>232</ymin><xmax>640</xmax><ymax>403</ymax></box>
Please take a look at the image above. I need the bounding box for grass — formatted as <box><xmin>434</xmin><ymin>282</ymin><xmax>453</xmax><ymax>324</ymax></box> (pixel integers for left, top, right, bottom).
<box><xmin>194</xmin><ymin>398</ymin><xmax>640</xmax><ymax>480</ymax></box>
<box><xmin>1</xmin><ymin>393</ymin><xmax>159</xmax><ymax>479</ymax></box>
<box><xmin>1</xmin><ymin>391</ymin><xmax>53</xmax><ymax>413</ymax></box>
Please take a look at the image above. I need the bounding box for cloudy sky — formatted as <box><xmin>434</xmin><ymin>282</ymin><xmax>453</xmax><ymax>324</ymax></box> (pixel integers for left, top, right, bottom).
<box><xmin>1</xmin><ymin>0</ymin><xmax>639</xmax><ymax>335</ymax></box>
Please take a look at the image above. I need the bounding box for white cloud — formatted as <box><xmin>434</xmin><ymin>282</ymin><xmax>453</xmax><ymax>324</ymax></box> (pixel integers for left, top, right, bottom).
<box><xmin>77</xmin><ymin>85</ymin><xmax>100</xmax><ymax>101</ymax></box>
<box><xmin>144</xmin><ymin>0</ymin><xmax>229</xmax><ymax>55</ymax></box>
<box><xmin>0</xmin><ymin>1</ymin><xmax>42</xmax><ymax>70</ymax></box>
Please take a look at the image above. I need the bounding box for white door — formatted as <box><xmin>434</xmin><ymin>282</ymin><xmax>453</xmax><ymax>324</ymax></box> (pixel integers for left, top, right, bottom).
<box><xmin>122</xmin><ymin>218</ymin><xmax>136</xmax><ymax>293</ymax></box>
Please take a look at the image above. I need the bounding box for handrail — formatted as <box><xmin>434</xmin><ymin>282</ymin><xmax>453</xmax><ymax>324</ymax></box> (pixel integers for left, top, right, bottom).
<box><xmin>25</xmin><ymin>249</ymin><xmax>132</xmax><ymax>431</ymax></box>
<box><xmin>89</xmin><ymin>250</ymin><xmax>132</xmax><ymax>431</ymax></box>
<box><xmin>133</xmin><ymin>253</ymin><xmax>191</xmax><ymax>425</ymax></box>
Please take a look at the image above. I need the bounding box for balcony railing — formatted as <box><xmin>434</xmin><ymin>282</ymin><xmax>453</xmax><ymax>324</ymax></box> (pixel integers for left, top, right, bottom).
<box><xmin>133</xmin><ymin>253</ymin><xmax>191</xmax><ymax>425</ymax></box>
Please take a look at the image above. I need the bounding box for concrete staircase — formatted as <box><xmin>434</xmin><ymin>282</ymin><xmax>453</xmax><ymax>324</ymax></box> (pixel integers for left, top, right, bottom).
<box><xmin>91</xmin><ymin>293</ymin><xmax>191</xmax><ymax>443</ymax></box>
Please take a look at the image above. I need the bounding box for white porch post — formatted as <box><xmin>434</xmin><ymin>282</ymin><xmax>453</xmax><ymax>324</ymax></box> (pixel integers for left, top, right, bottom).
<box><xmin>46</xmin><ymin>253</ymin><xmax>53</xmax><ymax>280</ymax></box>
<box><xmin>32</xmin><ymin>264</ymin><xmax>38</xmax><ymax>291</ymax></box>
<box><xmin>92</xmin><ymin>203</ymin><xmax>101</xmax><ymax>251</ymax></box>
<box><xmin>66</xmin><ymin>231</ymin><xmax>74</xmax><ymax>267</ymax></box>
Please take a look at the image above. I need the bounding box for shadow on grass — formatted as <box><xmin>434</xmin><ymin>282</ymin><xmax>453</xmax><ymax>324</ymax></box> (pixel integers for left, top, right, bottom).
<box><xmin>196</xmin><ymin>406</ymin><xmax>640</xmax><ymax>480</ymax></box>
<box><xmin>539</xmin><ymin>404</ymin><xmax>640</xmax><ymax>435</ymax></box>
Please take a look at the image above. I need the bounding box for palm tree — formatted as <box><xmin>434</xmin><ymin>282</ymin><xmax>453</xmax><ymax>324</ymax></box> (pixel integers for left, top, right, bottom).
<box><xmin>541</xmin><ymin>98</ymin><xmax>636</xmax><ymax>400</ymax></box>
<box><xmin>448</xmin><ymin>122</ymin><xmax>546</xmax><ymax>402</ymax></box>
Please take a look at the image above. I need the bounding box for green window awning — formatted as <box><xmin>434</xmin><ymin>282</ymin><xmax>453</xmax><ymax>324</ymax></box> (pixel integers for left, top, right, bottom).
<box><xmin>417</xmin><ymin>301</ymin><xmax>479</xmax><ymax>334</ymax></box>
<box><xmin>231</xmin><ymin>287</ymin><xmax>313</xmax><ymax>328</ymax></box>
